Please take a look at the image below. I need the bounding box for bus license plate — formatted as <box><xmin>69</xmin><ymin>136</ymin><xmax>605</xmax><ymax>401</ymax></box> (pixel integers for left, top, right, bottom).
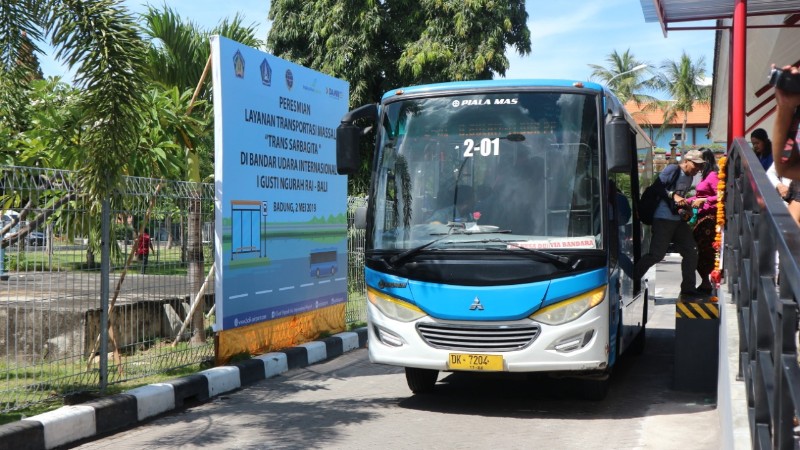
<box><xmin>447</xmin><ymin>353</ymin><xmax>504</xmax><ymax>371</ymax></box>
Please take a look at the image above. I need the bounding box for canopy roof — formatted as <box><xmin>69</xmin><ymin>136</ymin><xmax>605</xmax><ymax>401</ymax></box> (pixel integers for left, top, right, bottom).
<box><xmin>639</xmin><ymin>0</ymin><xmax>800</xmax><ymax>143</ymax></box>
<box><xmin>640</xmin><ymin>0</ymin><xmax>800</xmax><ymax>35</ymax></box>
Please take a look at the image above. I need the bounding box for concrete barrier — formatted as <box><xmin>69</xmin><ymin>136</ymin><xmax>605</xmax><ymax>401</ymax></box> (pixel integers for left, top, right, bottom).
<box><xmin>0</xmin><ymin>294</ymin><xmax>214</xmax><ymax>363</ymax></box>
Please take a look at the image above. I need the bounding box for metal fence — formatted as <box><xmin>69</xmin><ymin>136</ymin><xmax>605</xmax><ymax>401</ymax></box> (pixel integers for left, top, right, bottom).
<box><xmin>346</xmin><ymin>195</ymin><xmax>368</xmax><ymax>326</ymax></box>
<box><xmin>1</xmin><ymin>165</ymin><xmax>367</xmax><ymax>413</ymax></box>
<box><xmin>724</xmin><ymin>139</ymin><xmax>800</xmax><ymax>449</ymax></box>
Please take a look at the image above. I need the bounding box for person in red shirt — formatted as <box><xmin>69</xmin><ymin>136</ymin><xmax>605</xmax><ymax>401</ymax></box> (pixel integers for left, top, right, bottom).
<box><xmin>136</xmin><ymin>228</ymin><xmax>155</xmax><ymax>274</ymax></box>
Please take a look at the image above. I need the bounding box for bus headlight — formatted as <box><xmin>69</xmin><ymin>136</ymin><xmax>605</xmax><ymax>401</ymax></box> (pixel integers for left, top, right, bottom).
<box><xmin>530</xmin><ymin>286</ymin><xmax>606</xmax><ymax>325</ymax></box>
<box><xmin>367</xmin><ymin>287</ymin><xmax>427</xmax><ymax>322</ymax></box>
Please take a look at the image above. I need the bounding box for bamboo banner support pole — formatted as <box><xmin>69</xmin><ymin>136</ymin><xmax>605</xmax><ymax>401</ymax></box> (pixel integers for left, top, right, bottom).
<box><xmin>172</xmin><ymin>264</ymin><xmax>215</xmax><ymax>346</ymax></box>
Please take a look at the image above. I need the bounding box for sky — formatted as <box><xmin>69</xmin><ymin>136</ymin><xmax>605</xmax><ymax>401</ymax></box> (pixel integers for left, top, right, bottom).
<box><xmin>37</xmin><ymin>0</ymin><xmax>717</xmax><ymax>89</ymax></box>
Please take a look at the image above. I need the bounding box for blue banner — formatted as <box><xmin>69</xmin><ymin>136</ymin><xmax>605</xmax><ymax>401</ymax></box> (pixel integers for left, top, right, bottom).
<box><xmin>211</xmin><ymin>36</ymin><xmax>349</xmax><ymax>331</ymax></box>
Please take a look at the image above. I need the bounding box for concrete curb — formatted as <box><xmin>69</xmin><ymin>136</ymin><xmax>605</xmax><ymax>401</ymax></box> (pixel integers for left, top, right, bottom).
<box><xmin>0</xmin><ymin>328</ymin><xmax>368</xmax><ymax>450</ymax></box>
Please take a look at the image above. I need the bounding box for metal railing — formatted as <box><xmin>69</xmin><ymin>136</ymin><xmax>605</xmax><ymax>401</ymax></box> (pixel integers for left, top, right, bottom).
<box><xmin>725</xmin><ymin>138</ymin><xmax>800</xmax><ymax>449</ymax></box>
<box><xmin>0</xmin><ymin>165</ymin><xmax>368</xmax><ymax>413</ymax></box>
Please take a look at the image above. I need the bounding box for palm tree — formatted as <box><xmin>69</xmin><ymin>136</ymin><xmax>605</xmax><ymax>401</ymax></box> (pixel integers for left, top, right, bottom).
<box><xmin>588</xmin><ymin>49</ymin><xmax>658</xmax><ymax>105</ymax></box>
<box><xmin>655</xmin><ymin>52</ymin><xmax>712</xmax><ymax>156</ymax></box>
<box><xmin>1</xmin><ymin>0</ymin><xmax>148</xmax><ymax>198</ymax></box>
<box><xmin>142</xmin><ymin>5</ymin><xmax>262</xmax><ymax>343</ymax></box>
<box><xmin>0</xmin><ymin>0</ymin><xmax>151</xmax><ymax>276</ymax></box>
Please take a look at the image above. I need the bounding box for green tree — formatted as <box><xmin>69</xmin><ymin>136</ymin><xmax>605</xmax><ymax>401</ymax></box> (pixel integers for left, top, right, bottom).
<box><xmin>0</xmin><ymin>0</ymin><xmax>151</xmax><ymax>274</ymax></box>
<box><xmin>267</xmin><ymin>0</ymin><xmax>532</xmax><ymax>194</ymax></box>
<box><xmin>142</xmin><ymin>5</ymin><xmax>262</xmax><ymax>343</ymax></box>
<box><xmin>654</xmin><ymin>52</ymin><xmax>711</xmax><ymax>155</ymax></box>
<box><xmin>588</xmin><ymin>49</ymin><xmax>657</xmax><ymax>105</ymax></box>
<box><xmin>46</xmin><ymin>0</ymin><xmax>150</xmax><ymax>198</ymax></box>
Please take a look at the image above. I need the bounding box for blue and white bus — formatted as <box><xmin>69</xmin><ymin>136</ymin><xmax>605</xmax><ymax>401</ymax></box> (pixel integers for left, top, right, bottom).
<box><xmin>336</xmin><ymin>80</ymin><xmax>655</xmax><ymax>399</ymax></box>
<box><xmin>309</xmin><ymin>248</ymin><xmax>338</xmax><ymax>277</ymax></box>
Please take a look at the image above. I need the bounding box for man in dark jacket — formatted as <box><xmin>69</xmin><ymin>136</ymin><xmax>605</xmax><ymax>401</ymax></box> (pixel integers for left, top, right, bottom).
<box><xmin>635</xmin><ymin>150</ymin><xmax>705</xmax><ymax>296</ymax></box>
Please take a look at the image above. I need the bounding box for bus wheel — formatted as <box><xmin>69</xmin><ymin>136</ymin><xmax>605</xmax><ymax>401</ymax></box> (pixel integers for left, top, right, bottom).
<box><xmin>405</xmin><ymin>367</ymin><xmax>438</xmax><ymax>393</ymax></box>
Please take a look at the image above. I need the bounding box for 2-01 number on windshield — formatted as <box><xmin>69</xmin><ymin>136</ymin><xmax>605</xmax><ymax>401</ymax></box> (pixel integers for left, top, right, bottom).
<box><xmin>462</xmin><ymin>138</ymin><xmax>500</xmax><ymax>157</ymax></box>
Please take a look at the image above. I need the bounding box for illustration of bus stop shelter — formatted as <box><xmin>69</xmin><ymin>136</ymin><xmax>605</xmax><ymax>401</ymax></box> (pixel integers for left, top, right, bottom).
<box><xmin>230</xmin><ymin>200</ymin><xmax>266</xmax><ymax>260</ymax></box>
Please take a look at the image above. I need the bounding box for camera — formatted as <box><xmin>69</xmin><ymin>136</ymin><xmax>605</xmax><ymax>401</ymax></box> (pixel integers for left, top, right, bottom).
<box><xmin>769</xmin><ymin>68</ymin><xmax>800</xmax><ymax>93</ymax></box>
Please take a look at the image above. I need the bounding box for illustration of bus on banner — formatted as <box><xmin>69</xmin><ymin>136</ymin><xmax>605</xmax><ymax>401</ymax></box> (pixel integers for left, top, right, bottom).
<box><xmin>309</xmin><ymin>248</ymin><xmax>338</xmax><ymax>278</ymax></box>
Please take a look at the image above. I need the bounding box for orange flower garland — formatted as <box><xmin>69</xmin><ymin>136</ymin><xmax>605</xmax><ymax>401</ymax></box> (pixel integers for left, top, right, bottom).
<box><xmin>709</xmin><ymin>155</ymin><xmax>728</xmax><ymax>291</ymax></box>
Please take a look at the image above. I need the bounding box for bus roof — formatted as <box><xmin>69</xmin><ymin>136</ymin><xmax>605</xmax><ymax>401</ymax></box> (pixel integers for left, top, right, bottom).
<box><xmin>381</xmin><ymin>79</ymin><xmax>605</xmax><ymax>101</ymax></box>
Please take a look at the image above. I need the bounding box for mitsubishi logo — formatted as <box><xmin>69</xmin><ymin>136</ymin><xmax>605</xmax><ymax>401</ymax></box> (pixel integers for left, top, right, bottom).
<box><xmin>469</xmin><ymin>297</ymin><xmax>484</xmax><ymax>311</ymax></box>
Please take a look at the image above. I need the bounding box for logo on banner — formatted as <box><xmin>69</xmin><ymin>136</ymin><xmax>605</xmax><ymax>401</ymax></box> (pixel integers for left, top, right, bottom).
<box><xmin>260</xmin><ymin>59</ymin><xmax>272</xmax><ymax>86</ymax></box>
<box><xmin>326</xmin><ymin>87</ymin><xmax>343</xmax><ymax>100</ymax></box>
<box><xmin>302</xmin><ymin>78</ymin><xmax>321</xmax><ymax>94</ymax></box>
<box><xmin>285</xmin><ymin>69</ymin><xmax>294</xmax><ymax>90</ymax></box>
<box><xmin>233</xmin><ymin>50</ymin><xmax>245</xmax><ymax>78</ymax></box>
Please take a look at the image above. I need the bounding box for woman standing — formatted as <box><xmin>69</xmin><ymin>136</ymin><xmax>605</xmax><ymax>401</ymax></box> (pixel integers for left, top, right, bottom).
<box><xmin>751</xmin><ymin>128</ymin><xmax>773</xmax><ymax>170</ymax></box>
<box><xmin>688</xmin><ymin>148</ymin><xmax>719</xmax><ymax>293</ymax></box>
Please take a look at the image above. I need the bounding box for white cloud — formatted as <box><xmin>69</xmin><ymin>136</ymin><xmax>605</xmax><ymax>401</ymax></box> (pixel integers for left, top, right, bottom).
<box><xmin>507</xmin><ymin>0</ymin><xmax>715</xmax><ymax>84</ymax></box>
<box><xmin>529</xmin><ymin>2</ymin><xmax>612</xmax><ymax>41</ymax></box>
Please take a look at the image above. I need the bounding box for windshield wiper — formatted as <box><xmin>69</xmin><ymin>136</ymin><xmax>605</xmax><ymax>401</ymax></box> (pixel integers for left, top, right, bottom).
<box><xmin>387</xmin><ymin>234</ymin><xmax>452</xmax><ymax>267</ymax></box>
<box><xmin>460</xmin><ymin>238</ymin><xmax>576</xmax><ymax>268</ymax></box>
<box><xmin>385</xmin><ymin>222</ymin><xmax>508</xmax><ymax>267</ymax></box>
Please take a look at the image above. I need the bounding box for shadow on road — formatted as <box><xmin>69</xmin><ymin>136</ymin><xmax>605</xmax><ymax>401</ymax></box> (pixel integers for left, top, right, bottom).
<box><xmin>396</xmin><ymin>327</ymin><xmax>713</xmax><ymax>421</ymax></box>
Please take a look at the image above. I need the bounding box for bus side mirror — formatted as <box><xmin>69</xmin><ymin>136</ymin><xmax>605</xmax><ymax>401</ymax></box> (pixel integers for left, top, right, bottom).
<box><xmin>336</xmin><ymin>104</ymin><xmax>378</xmax><ymax>175</ymax></box>
<box><xmin>605</xmin><ymin>118</ymin><xmax>633</xmax><ymax>173</ymax></box>
<box><xmin>336</xmin><ymin>125</ymin><xmax>362</xmax><ymax>175</ymax></box>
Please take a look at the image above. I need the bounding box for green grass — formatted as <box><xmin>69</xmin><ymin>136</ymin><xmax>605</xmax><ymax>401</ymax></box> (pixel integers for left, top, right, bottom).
<box><xmin>0</xmin><ymin>338</ymin><xmax>214</xmax><ymax>422</ymax></box>
<box><xmin>0</xmin><ymin>362</ymin><xmax>209</xmax><ymax>426</ymax></box>
<box><xmin>1</xmin><ymin>238</ymin><xmax>368</xmax><ymax>423</ymax></box>
<box><xmin>11</xmin><ymin>242</ymin><xmax>214</xmax><ymax>276</ymax></box>
<box><xmin>0</xmin><ymin>400</ymin><xmax>62</xmax><ymax>425</ymax></box>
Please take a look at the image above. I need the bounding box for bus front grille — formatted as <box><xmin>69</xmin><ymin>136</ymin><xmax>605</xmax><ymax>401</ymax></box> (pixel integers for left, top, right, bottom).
<box><xmin>416</xmin><ymin>322</ymin><xmax>540</xmax><ymax>352</ymax></box>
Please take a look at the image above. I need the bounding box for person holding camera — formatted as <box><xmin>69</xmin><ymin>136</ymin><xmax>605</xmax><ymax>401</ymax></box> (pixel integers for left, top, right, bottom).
<box><xmin>770</xmin><ymin>64</ymin><xmax>800</xmax><ymax>180</ymax></box>
<box><xmin>635</xmin><ymin>150</ymin><xmax>705</xmax><ymax>296</ymax></box>
<box><xmin>687</xmin><ymin>149</ymin><xmax>719</xmax><ymax>293</ymax></box>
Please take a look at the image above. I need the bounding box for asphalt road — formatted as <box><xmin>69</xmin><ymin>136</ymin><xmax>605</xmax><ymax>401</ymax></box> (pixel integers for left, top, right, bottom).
<box><xmin>72</xmin><ymin>255</ymin><xmax>720</xmax><ymax>450</ymax></box>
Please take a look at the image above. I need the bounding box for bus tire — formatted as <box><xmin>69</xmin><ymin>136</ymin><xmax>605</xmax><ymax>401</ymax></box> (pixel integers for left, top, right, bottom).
<box><xmin>405</xmin><ymin>367</ymin><xmax>438</xmax><ymax>393</ymax></box>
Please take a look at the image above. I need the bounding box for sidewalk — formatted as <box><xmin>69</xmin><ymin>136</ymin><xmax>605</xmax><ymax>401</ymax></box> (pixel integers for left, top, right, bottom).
<box><xmin>659</xmin><ymin>254</ymin><xmax>749</xmax><ymax>449</ymax></box>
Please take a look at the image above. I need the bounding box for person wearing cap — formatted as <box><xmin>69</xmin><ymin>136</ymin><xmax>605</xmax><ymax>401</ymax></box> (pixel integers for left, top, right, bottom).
<box><xmin>635</xmin><ymin>149</ymin><xmax>706</xmax><ymax>297</ymax></box>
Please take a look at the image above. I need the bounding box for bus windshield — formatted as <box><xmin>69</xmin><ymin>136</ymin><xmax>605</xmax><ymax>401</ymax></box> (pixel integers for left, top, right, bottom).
<box><xmin>371</xmin><ymin>91</ymin><xmax>603</xmax><ymax>252</ymax></box>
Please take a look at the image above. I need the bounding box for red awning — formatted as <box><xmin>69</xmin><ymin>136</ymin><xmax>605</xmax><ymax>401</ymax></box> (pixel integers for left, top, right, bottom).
<box><xmin>641</xmin><ymin>0</ymin><xmax>800</xmax><ymax>35</ymax></box>
<box><xmin>639</xmin><ymin>0</ymin><xmax>800</xmax><ymax>143</ymax></box>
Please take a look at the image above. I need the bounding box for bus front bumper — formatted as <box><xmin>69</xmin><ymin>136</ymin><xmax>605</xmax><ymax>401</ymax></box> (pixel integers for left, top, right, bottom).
<box><xmin>367</xmin><ymin>302</ymin><xmax>611</xmax><ymax>373</ymax></box>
